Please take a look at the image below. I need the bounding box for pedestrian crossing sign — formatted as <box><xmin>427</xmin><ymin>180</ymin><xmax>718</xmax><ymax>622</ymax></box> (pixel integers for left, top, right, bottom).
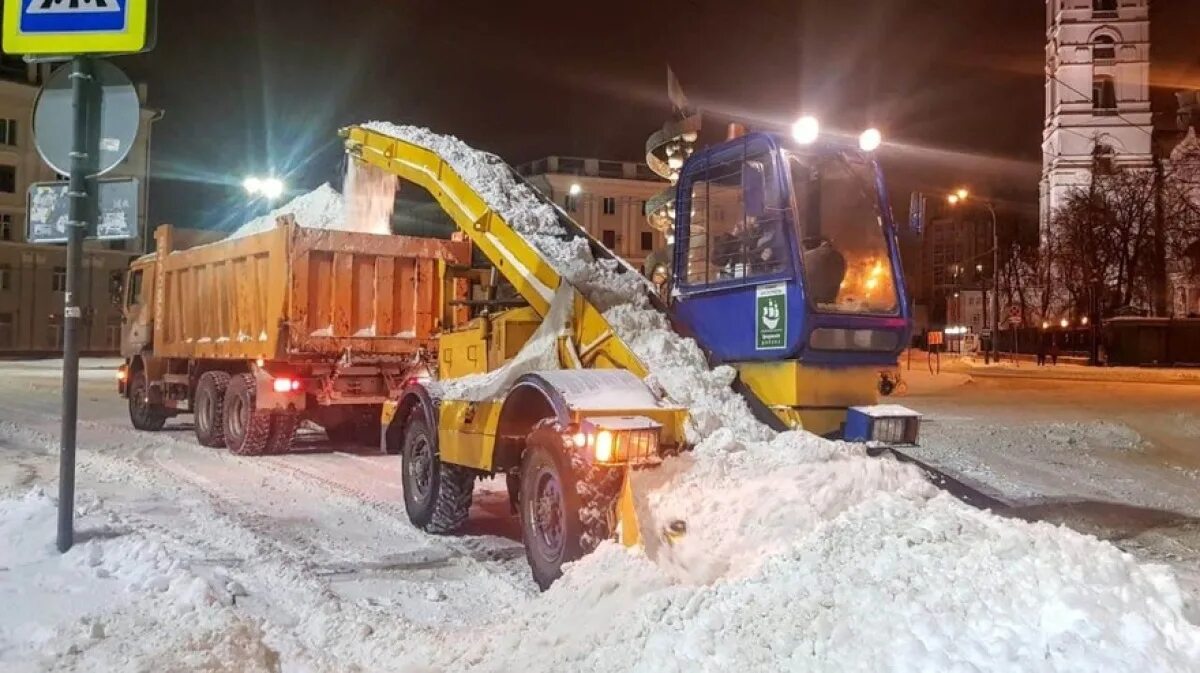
<box><xmin>3</xmin><ymin>0</ymin><xmax>150</xmax><ymax>56</ymax></box>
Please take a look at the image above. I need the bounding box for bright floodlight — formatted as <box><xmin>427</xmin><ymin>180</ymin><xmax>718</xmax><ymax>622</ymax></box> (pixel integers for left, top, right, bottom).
<box><xmin>243</xmin><ymin>177</ymin><xmax>262</xmax><ymax>194</ymax></box>
<box><xmin>858</xmin><ymin>128</ymin><xmax>882</xmax><ymax>152</ymax></box>
<box><xmin>955</xmin><ymin>188</ymin><xmax>970</xmax><ymax>201</ymax></box>
<box><xmin>261</xmin><ymin>178</ymin><xmax>285</xmax><ymax>200</ymax></box>
<box><xmin>947</xmin><ymin>194</ymin><xmax>960</xmax><ymax>206</ymax></box>
<box><xmin>791</xmin><ymin>116</ymin><xmax>819</xmax><ymax>144</ymax></box>
<box><xmin>568</xmin><ymin>183</ymin><xmax>582</xmax><ymax>196</ymax></box>
<box><xmin>1060</xmin><ymin>318</ymin><xmax>1069</xmax><ymax>328</ymax></box>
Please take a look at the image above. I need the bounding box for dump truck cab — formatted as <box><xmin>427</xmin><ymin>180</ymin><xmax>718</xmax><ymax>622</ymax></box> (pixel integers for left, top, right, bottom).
<box><xmin>668</xmin><ymin>131</ymin><xmax>912</xmax><ymax>437</ymax></box>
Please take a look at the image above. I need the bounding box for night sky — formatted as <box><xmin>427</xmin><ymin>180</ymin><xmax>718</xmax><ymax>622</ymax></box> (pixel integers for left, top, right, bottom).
<box><xmin>114</xmin><ymin>0</ymin><xmax>1200</xmax><ymax>233</ymax></box>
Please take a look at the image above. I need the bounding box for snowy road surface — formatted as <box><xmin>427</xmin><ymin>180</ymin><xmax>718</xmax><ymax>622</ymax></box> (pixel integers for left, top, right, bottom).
<box><xmin>2</xmin><ymin>357</ymin><xmax>1200</xmax><ymax>671</ymax></box>
<box><xmin>899</xmin><ymin>364</ymin><xmax>1200</xmax><ymax>616</ymax></box>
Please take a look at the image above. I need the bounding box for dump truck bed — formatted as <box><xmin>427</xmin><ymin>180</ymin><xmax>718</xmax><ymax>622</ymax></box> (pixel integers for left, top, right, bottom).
<box><xmin>149</xmin><ymin>219</ymin><xmax>470</xmax><ymax>361</ymax></box>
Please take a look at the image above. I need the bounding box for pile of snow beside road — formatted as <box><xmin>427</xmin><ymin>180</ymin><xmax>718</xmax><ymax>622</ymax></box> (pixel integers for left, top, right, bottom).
<box><xmin>0</xmin><ymin>489</ymin><xmax>278</xmax><ymax>673</ymax></box>
<box><xmin>358</xmin><ymin>122</ymin><xmax>1200</xmax><ymax>671</ymax></box>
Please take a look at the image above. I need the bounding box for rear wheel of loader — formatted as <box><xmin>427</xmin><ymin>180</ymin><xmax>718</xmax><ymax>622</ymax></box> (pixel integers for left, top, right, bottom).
<box><xmin>128</xmin><ymin>371</ymin><xmax>168</xmax><ymax>432</ymax></box>
<box><xmin>194</xmin><ymin>371</ymin><xmax>231</xmax><ymax>447</ymax></box>
<box><xmin>223</xmin><ymin>373</ymin><xmax>272</xmax><ymax>456</ymax></box>
<box><xmin>519</xmin><ymin>433</ymin><xmax>619</xmax><ymax>591</ymax></box>
<box><xmin>401</xmin><ymin>411</ymin><xmax>474</xmax><ymax>534</ymax></box>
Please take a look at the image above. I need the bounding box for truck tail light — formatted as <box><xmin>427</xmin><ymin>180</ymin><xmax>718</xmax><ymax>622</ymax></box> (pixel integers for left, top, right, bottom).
<box><xmin>116</xmin><ymin>367</ymin><xmax>127</xmax><ymax>382</ymax></box>
<box><xmin>272</xmin><ymin>377</ymin><xmax>302</xmax><ymax>393</ymax></box>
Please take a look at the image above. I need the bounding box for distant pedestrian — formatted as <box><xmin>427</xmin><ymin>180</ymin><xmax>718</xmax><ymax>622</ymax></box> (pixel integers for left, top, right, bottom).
<box><xmin>1036</xmin><ymin>335</ymin><xmax>1047</xmax><ymax>366</ymax></box>
<box><xmin>1050</xmin><ymin>337</ymin><xmax>1060</xmax><ymax>366</ymax></box>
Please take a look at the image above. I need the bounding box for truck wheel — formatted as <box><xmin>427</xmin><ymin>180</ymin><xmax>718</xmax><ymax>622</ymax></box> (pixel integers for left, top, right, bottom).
<box><xmin>266</xmin><ymin>412</ymin><xmax>300</xmax><ymax>455</ymax></box>
<box><xmin>401</xmin><ymin>411</ymin><xmax>474</xmax><ymax>533</ymax></box>
<box><xmin>194</xmin><ymin>371</ymin><xmax>231</xmax><ymax>447</ymax></box>
<box><xmin>519</xmin><ymin>433</ymin><xmax>620</xmax><ymax>590</ymax></box>
<box><xmin>223</xmin><ymin>373</ymin><xmax>272</xmax><ymax>456</ymax></box>
<box><xmin>128</xmin><ymin>371</ymin><xmax>168</xmax><ymax>431</ymax></box>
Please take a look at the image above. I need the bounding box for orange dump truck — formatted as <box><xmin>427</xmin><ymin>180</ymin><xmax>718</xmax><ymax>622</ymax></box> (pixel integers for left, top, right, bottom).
<box><xmin>117</xmin><ymin>216</ymin><xmax>470</xmax><ymax>455</ymax></box>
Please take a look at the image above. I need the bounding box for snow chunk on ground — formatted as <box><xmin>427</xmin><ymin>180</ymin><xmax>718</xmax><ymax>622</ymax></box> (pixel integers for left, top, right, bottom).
<box><xmin>0</xmin><ymin>489</ymin><xmax>279</xmax><ymax>672</ymax></box>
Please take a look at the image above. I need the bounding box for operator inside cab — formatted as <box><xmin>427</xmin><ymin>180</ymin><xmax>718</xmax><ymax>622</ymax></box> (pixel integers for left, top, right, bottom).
<box><xmin>801</xmin><ymin>235</ymin><xmax>846</xmax><ymax>305</ymax></box>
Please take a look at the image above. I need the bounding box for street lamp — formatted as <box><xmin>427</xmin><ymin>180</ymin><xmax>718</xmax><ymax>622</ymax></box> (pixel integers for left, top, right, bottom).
<box><xmin>792</xmin><ymin>116</ymin><xmax>820</xmax><ymax>144</ymax></box>
<box><xmin>947</xmin><ymin>187</ymin><xmax>999</xmax><ymax>365</ymax></box>
<box><xmin>1060</xmin><ymin>318</ymin><xmax>1069</xmax><ymax>329</ymax></box>
<box><xmin>568</xmin><ymin>183</ymin><xmax>582</xmax><ymax>196</ymax></box>
<box><xmin>244</xmin><ymin>176</ymin><xmax>285</xmax><ymax>202</ymax></box>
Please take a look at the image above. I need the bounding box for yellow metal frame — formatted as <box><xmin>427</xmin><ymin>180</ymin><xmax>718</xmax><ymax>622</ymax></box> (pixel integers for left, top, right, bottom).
<box><xmin>736</xmin><ymin>360</ymin><xmax>881</xmax><ymax>436</ymax></box>
<box><xmin>3</xmin><ymin>0</ymin><xmax>149</xmax><ymax>55</ymax></box>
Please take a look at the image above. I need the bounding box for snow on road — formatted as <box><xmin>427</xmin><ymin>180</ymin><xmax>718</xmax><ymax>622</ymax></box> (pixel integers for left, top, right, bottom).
<box><xmin>4</xmin><ymin>123</ymin><xmax>1200</xmax><ymax>671</ymax></box>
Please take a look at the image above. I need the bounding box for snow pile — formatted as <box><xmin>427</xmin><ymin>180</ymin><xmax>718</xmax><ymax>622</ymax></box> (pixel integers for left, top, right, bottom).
<box><xmin>228</xmin><ymin>183</ymin><xmax>346</xmax><ymax>238</ymax></box>
<box><xmin>0</xmin><ymin>489</ymin><xmax>279</xmax><ymax>673</ymax></box>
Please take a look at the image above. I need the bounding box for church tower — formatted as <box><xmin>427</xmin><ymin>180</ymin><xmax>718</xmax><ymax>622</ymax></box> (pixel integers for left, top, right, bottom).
<box><xmin>1040</xmin><ymin>0</ymin><xmax>1153</xmax><ymax>235</ymax></box>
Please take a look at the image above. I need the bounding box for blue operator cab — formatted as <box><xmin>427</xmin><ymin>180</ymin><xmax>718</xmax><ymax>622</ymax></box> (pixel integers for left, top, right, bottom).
<box><xmin>668</xmin><ymin>130</ymin><xmax>915</xmax><ymax>438</ymax></box>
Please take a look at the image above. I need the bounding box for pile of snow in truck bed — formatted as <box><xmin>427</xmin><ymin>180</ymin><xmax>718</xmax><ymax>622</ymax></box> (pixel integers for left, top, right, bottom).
<box><xmin>355</xmin><ymin>122</ymin><xmax>1200</xmax><ymax>671</ymax></box>
<box><xmin>227</xmin><ymin>183</ymin><xmax>347</xmax><ymax>239</ymax></box>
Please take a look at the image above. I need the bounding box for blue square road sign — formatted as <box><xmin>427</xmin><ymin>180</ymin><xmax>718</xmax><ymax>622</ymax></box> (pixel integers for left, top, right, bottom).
<box><xmin>3</xmin><ymin>0</ymin><xmax>150</xmax><ymax>55</ymax></box>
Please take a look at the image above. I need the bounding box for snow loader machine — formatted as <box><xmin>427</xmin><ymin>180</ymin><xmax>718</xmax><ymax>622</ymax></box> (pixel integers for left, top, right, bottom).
<box><xmin>343</xmin><ymin>117</ymin><xmax>932</xmax><ymax>589</ymax></box>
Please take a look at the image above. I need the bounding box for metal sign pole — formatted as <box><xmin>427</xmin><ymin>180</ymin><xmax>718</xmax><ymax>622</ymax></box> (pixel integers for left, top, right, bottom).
<box><xmin>57</xmin><ymin>54</ymin><xmax>95</xmax><ymax>554</ymax></box>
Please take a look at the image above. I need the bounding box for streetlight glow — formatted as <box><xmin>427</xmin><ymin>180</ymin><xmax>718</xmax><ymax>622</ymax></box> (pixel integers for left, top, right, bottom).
<box><xmin>947</xmin><ymin>194</ymin><xmax>960</xmax><ymax>205</ymax></box>
<box><xmin>244</xmin><ymin>176</ymin><xmax>286</xmax><ymax>201</ymax></box>
<box><xmin>1081</xmin><ymin>316</ymin><xmax>1089</xmax><ymax>326</ymax></box>
<box><xmin>261</xmin><ymin>178</ymin><xmax>285</xmax><ymax>201</ymax></box>
<box><xmin>1060</xmin><ymin>318</ymin><xmax>1069</xmax><ymax>329</ymax></box>
<box><xmin>568</xmin><ymin>183</ymin><xmax>582</xmax><ymax>196</ymax></box>
<box><xmin>859</xmin><ymin>128</ymin><xmax>882</xmax><ymax>152</ymax></box>
<box><xmin>956</xmin><ymin>188</ymin><xmax>970</xmax><ymax>201</ymax></box>
<box><xmin>792</xmin><ymin>116</ymin><xmax>820</xmax><ymax>144</ymax></box>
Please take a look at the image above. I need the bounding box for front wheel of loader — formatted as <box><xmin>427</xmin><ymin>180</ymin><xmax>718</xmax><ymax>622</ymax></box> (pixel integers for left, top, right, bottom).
<box><xmin>223</xmin><ymin>373</ymin><xmax>272</xmax><ymax>456</ymax></box>
<box><xmin>519</xmin><ymin>433</ymin><xmax>620</xmax><ymax>591</ymax></box>
<box><xmin>401</xmin><ymin>411</ymin><xmax>474</xmax><ymax>534</ymax></box>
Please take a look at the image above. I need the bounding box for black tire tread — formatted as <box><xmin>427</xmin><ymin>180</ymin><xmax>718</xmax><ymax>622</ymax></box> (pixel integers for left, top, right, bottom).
<box><xmin>224</xmin><ymin>373</ymin><xmax>272</xmax><ymax>456</ymax></box>
<box><xmin>194</xmin><ymin>371</ymin><xmax>231</xmax><ymax>447</ymax></box>
<box><xmin>128</xmin><ymin>371</ymin><xmax>168</xmax><ymax>432</ymax></box>
<box><xmin>266</xmin><ymin>412</ymin><xmax>300</xmax><ymax>455</ymax></box>
<box><xmin>426</xmin><ymin>464</ymin><xmax>475</xmax><ymax>534</ymax></box>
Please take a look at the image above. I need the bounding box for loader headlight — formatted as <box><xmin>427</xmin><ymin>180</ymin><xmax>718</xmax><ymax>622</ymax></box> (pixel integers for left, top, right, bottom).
<box><xmin>564</xmin><ymin>417</ymin><xmax>662</xmax><ymax>466</ymax></box>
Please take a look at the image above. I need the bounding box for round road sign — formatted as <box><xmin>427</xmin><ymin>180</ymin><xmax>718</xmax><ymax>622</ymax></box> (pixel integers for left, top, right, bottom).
<box><xmin>33</xmin><ymin>60</ymin><xmax>141</xmax><ymax>178</ymax></box>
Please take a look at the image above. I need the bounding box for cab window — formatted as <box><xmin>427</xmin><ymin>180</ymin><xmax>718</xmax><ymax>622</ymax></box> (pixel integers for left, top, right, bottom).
<box><xmin>126</xmin><ymin>269</ymin><xmax>144</xmax><ymax>307</ymax></box>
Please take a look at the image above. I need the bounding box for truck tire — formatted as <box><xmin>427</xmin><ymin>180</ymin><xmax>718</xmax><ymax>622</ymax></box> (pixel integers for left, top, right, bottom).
<box><xmin>128</xmin><ymin>371</ymin><xmax>168</xmax><ymax>432</ymax></box>
<box><xmin>194</xmin><ymin>371</ymin><xmax>231</xmax><ymax>447</ymax></box>
<box><xmin>519</xmin><ymin>433</ymin><xmax>620</xmax><ymax>590</ymax></box>
<box><xmin>401</xmin><ymin>411</ymin><xmax>474</xmax><ymax>534</ymax></box>
<box><xmin>266</xmin><ymin>412</ymin><xmax>300</xmax><ymax>455</ymax></box>
<box><xmin>223</xmin><ymin>373</ymin><xmax>272</xmax><ymax>456</ymax></box>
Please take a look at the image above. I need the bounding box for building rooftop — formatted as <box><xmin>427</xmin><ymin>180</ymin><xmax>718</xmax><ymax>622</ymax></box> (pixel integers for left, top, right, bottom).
<box><xmin>515</xmin><ymin>156</ymin><xmax>662</xmax><ymax>183</ymax></box>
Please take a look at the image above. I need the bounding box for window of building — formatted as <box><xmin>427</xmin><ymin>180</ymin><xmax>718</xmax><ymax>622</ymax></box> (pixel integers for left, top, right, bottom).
<box><xmin>47</xmin><ymin>315</ymin><xmax>63</xmax><ymax>350</ymax></box>
<box><xmin>52</xmin><ymin>266</ymin><xmax>66</xmax><ymax>293</ymax></box>
<box><xmin>601</xmin><ymin>229</ymin><xmax>617</xmax><ymax>249</ymax></box>
<box><xmin>640</xmin><ymin>231</ymin><xmax>654</xmax><ymax>252</ymax></box>
<box><xmin>1092</xmin><ymin>75</ymin><xmax>1117</xmax><ymax>114</ymax></box>
<box><xmin>109</xmin><ymin>271</ymin><xmax>124</xmax><ymax>306</ymax></box>
<box><xmin>1093</xmin><ymin>0</ymin><xmax>1117</xmax><ymax>16</ymax></box>
<box><xmin>1093</xmin><ymin>35</ymin><xmax>1116</xmax><ymax>62</ymax></box>
<box><xmin>0</xmin><ymin>165</ymin><xmax>14</xmax><ymax>194</ymax></box>
<box><xmin>602</xmin><ymin>197</ymin><xmax>616</xmax><ymax>215</ymax></box>
<box><xmin>0</xmin><ymin>312</ymin><xmax>12</xmax><ymax>348</ymax></box>
<box><xmin>0</xmin><ymin>214</ymin><xmax>10</xmax><ymax>241</ymax></box>
<box><xmin>639</xmin><ymin>200</ymin><xmax>648</xmax><ymax>216</ymax></box>
<box><xmin>564</xmin><ymin>194</ymin><xmax>578</xmax><ymax>213</ymax></box>
<box><xmin>0</xmin><ymin>119</ymin><xmax>15</xmax><ymax>147</ymax></box>
<box><xmin>105</xmin><ymin>317</ymin><xmax>122</xmax><ymax>350</ymax></box>
<box><xmin>0</xmin><ymin>264</ymin><xmax>10</xmax><ymax>291</ymax></box>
